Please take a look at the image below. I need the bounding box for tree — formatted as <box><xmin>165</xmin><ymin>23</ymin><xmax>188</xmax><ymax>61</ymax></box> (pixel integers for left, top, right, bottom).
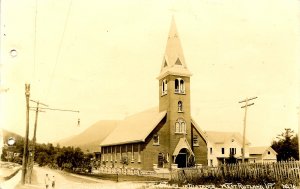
<box><xmin>36</xmin><ymin>152</ymin><xmax>50</xmax><ymax>166</ymax></box>
<box><xmin>0</xmin><ymin>131</ymin><xmax>94</xmax><ymax>171</ymax></box>
<box><xmin>271</xmin><ymin>128</ymin><xmax>298</xmax><ymax>161</ymax></box>
<box><xmin>226</xmin><ymin>152</ymin><xmax>237</xmax><ymax>164</ymax></box>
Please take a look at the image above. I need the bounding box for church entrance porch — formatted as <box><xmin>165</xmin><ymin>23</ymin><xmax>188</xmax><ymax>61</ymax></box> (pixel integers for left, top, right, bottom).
<box><xmin>175</xmin><ymin>149</ymin><xmax>187</xmax><ymax>168</ymax></box>
<box><xmin>172</xmin><ymin>137</ymin><xmax>195</xmax><ymax>168</ymax></box>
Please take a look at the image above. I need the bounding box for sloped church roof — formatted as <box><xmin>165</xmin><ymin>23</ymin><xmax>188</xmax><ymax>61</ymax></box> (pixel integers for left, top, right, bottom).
<box><xmin>100</xmin><ymin>107</ymin><xmax>166</xmax><ymax>146</ymax></box>
<box><xmin>100</xmin><ymin>107</ymin><xmax>206</xmax><ymax>147</ymax></box>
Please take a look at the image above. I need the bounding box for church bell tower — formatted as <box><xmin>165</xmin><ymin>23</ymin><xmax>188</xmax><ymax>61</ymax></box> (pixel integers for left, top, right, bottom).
<box><xmin>157</xmin><ymin>18</ymin><xmax>193</xmax><ymax>167</ymax></box>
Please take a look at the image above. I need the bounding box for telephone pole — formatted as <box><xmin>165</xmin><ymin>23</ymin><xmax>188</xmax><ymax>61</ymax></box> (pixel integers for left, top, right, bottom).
<box><xmin>239</xmin><ymin>96</ymin><xmax>257</xmax><ymax>163</ymax></box>
<box><xmin>297</xmin><ymin>106</ymin><xmax>300</xmax><ymax>161</ymax></box>
<box><xmin>21</xmin><ymin>83</ymin><xmax>30</xmax><ymax>185</ymax></box>
<box><xmin>21</xmin><ymin>82</ymin><xmax>80</xmax><ymax>185</ymax></box>
<box><xmin>28</xmin><ymin>99</ymin><xmax>47</xmax><ymax>183</ymax></box>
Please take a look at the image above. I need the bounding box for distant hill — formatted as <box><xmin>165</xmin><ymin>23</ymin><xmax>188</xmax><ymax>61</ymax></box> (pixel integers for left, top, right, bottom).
<box><xmin>1</xmin><ymin>129</ymin><xmax>24</xmax><ymax>145</ymax></box>
<box><xmin>58</xmin><ymin>120</ymin><xmax>119</xmax><ymax>153</ymax></box>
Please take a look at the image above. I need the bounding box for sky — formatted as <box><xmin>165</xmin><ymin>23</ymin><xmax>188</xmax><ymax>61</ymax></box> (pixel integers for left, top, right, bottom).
<box><xmin>0</xmin><ymin>0</ymin><xmax>299</xmax><ymax>147</ymax></box>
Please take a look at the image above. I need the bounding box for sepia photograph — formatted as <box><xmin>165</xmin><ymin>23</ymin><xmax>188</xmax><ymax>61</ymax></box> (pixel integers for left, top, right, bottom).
<box><xmin>0</xmin><ymin>0</ymin><xmax>299</xmax><ymax>188</ymax></box>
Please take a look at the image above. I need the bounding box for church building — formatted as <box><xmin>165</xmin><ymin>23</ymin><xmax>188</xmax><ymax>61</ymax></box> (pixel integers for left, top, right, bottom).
<box><xmin>100</xmin><ymin>18</ymin><xmax>207</xmax><ymax>170</ymax></box>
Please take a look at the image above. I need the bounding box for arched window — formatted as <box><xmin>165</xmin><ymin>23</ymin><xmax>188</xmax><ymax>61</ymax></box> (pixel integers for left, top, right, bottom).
<box><xmin>175</xmin><ymin>122</ymin><xmax>180</xmax><ymax>132</ymax></box>
<box><xmin>181</xmin><ymin>121</ymin><xmax>186</xmax><ymax>133</ymax></box>
<box><xmin>178</xmin><ymin>101</ymin><xmax>183</xmax><ymax>112</ymax></box>
<box><xmin>180</xmin><ymin>80</ymin><xmax>184</xmax><ymax>92</ymax></box>
<box><xmin>175</xmin><ymin>79</ymin><xmax>179</xmax><ymax>91</ymax></box>
<box><xmin>175</xmin><ymin>118</ymin><xmax>186</xmax><ymax>133</ymax></box>
<box><xmin>175</xmin><ymin>78</ymin><xmax>185</xmax><ymax>94</ymax></box>
<box><xmin>162</xmin><ymin>79</ymin><xmax>168</xmax><ymax>95</ymax></box>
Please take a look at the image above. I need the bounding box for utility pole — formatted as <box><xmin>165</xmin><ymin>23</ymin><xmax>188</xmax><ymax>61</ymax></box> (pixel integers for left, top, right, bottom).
<box><xmin>25</xmin><ymin>102</ymin><xmax>79</xmax><ymax>183</ymax></box>
<box><xmin>22</xmin><ymin>83</ymin><xmax>30</xmax><ymax>185</ymax></box>
<box><xmin>297</xmin><ymin>106</ymin><xmax>300</xmax><ymax>161</ymax></box>
<box><xmin>20</xmin><ymin>80</ymin><xmax>79</xmax><ymax>184</ymax></box>
<box><xmin>239</xmin><ymin>96</ymin><xmax>257</xmax><ymax>163</ymax></box>
<box><xmin>28</xmin><ymin>99</ymin><xmax>47</xmax><ymax>183</ymax></box>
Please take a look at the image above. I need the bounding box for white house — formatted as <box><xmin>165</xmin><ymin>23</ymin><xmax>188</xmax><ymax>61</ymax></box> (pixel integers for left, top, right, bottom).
<box><xmin>248</xmin><ymin>146</ymin><xmax>277</xmax><ymax>163</ymax></box>
<box><xmin>205</xmin><ymin>131</ymin><xmax>251</xmax><ymax>167</ymax></box>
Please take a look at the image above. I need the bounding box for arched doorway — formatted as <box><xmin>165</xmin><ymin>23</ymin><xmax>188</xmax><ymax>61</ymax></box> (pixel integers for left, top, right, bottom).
<box><xmin>175</xmin><ymin>148</ymin><xmax>187</xmax><ymax>168</ymax></box>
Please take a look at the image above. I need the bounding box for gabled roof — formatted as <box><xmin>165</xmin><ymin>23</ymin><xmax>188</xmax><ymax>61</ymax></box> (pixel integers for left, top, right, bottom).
<box><xmin>100</xmin><ymin>107</ymin><xmax>167</xmax><ymax>146</ymax></box>
<box><xmin>205</xmin><ymin>131</ymin><xmax>251</xmax><ymax>145</ymax></box>
<box><xmin>157</xmin><ymin>17</ymin><xmax>192</xmax><ymax>80</ymax></box>
<box><xmin>173</xmin><ymin>137</ymin><xmax>194</xmax><ymax>156</ymax></box>
<box><xmin>191</xmin><ymin>118</ymin><xmax>208</xmax><ymax>143</ymax></box>
<box><xmin>249</xmin><ymin>146</ymin><xmax>278</xmax><ymax>155</ymax></box>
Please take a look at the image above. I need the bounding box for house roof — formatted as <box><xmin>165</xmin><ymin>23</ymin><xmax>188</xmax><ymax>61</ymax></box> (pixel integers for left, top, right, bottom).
<box><xmin>157</xmin><ymin>17</ymin><xmax>191</xmax><ymax>80</ymax></box>
<box><xmin>205</xmin><ymin>131</ymin><xmax>251</xmax><ymax>145</ymax></box>
<box><xmin>249</xmin><ymin>146</ymin><xmax>277</xmax><ymax>155</ymax></box>
<box><xmin>100</xmin><ymin>107</ymin><xmax>167</xmax><ymax>146</ymax></box>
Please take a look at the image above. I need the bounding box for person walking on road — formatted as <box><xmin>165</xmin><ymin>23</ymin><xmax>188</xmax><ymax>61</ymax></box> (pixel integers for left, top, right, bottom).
<box><xmin>51</xmin><ymin>175</ymin><xmax>55</xmax><ymax>188</ymax></box>
<box><xmin>44</xmin><ymin>174</ymin><xmax>50</xmax><ymax>189</ymax></box>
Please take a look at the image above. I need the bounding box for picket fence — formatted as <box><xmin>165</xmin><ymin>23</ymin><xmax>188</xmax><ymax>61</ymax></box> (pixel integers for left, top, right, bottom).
<box><xmin>171</xmin><ymin>161</ymin><xmax>300</xmax><ymax>185</ymax></box>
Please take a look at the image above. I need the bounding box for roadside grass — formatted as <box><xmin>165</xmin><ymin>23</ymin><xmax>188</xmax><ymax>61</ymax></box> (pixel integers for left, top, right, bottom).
<box><xmin>12</xmin><ymin>168</ymin><xmax>39</xmax><ymax>189</ymax></box>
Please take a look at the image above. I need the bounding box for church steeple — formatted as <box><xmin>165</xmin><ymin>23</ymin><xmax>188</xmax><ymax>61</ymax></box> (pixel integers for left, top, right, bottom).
<box><xmin>157</xmin><ymin>17</ymin><xmax>192</xmax><ymax>80</ymax></box>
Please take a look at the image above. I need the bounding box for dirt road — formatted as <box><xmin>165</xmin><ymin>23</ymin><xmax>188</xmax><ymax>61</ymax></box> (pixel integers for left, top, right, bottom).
<box><xmin>13</xmin><ymin>166</ymin><xmax>152</xmax><ymax>189</ymax></box>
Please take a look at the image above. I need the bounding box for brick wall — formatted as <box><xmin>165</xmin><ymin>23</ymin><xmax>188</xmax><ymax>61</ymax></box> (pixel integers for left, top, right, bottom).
<box><xmin>192</xmin><ymin>125</ymin><xmax>208</xmax><ymax>165</ymax></box>
<box><xmin>141</xmin><ymin>116</ymin><xmax>169</xmax><ymax>170</ymax></box>
<box><xmin>101</xmin><ymin>117</ymin><xmax>169</xmax><ymax>170</ymax></box>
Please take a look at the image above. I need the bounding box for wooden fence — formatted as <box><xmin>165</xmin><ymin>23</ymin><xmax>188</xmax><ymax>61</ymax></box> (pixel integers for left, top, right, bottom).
<box><xmin>171</xmin><ymin>161</ymin><xmax>300</xmax><ymax>185</ymax></box>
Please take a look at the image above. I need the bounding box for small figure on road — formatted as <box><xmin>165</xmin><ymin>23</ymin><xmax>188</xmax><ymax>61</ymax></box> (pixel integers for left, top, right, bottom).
<box><xmin>44</xmin><ymin>174</ymin><xmax>50</xmax><ymax>189</ymax></box>
<box><xmin>51</xmin><ymin>175</ymin><xmax>55</xmax><ymax>188</ymax></box>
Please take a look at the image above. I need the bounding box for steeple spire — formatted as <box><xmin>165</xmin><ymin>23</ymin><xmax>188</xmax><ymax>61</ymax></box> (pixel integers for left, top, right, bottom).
<box><xmin>157</xmin><ymin>17</ymin><xmax>191</xmax><ymax>80</ymax></box>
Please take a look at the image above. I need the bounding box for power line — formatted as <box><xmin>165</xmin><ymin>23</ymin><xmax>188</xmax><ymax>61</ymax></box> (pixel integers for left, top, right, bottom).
<box><xmin>27</xmin><ymin>100</ymin><xmax>80</xmax><ymax>183</ymax></box>
<box><xmin>39</xmin><ymin>107</ymin><xmax>79</xmax><ymax>113</ymax></box>
<box><xmin>47</xmin><ymin>0</ymin><xmax>73</xmax><ymax>99</ymax></box>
